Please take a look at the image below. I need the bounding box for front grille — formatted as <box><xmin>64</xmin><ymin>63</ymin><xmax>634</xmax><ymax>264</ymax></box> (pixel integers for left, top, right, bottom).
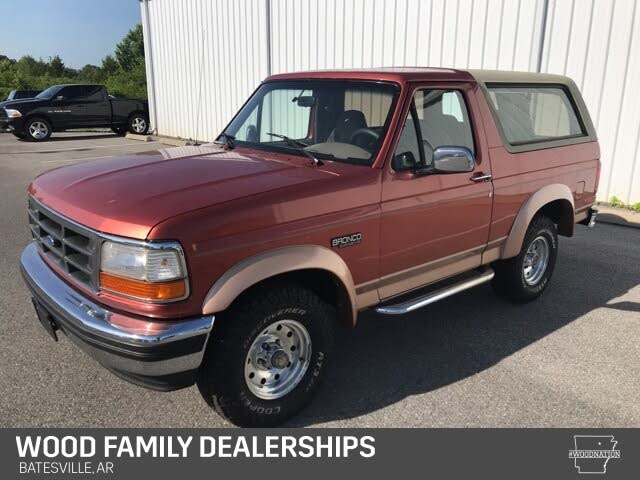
<box><xmin>28</xmin><ymin>197</ymin><xmax>100</xmax><ymax>290</ymax></box>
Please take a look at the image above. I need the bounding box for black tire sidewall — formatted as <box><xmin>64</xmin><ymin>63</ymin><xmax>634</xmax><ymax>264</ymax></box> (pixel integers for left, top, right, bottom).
<box><xmin>516</xmin><ymin>217</ymin><xmax>558</xmax><ymax>297</ymax></box>
<box><xmin>128</xmin><ymin>114</ymin><xmax>149</xmax><ymax>135</ymax></box>
<box><xmin>24</xmin><ymin>118</ymin><xmax>51</xmax><ymax>141</ymax></box>
<box><xmin>198</xmin><ymin>286</ymin><xmax>334</xmax><ymax>426</ymax></box>
<box><xmin>237</xmin><ymin>308</ymin><xmax>330</xmax><ymax>421</ymax></box>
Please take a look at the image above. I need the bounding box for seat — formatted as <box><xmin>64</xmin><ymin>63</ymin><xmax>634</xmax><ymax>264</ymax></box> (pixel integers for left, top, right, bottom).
<box><xmin>329</xmin><ymin>110</ymin><xmax>367</xmax><ymax>143</ymax></box>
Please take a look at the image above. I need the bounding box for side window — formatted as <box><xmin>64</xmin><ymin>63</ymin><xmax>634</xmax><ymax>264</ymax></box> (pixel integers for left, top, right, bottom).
<box><xmin>487</xmin><ymin>85</ymin><xmax>584</xmax><ymax>145</ymax></box>
<box><xmin>393</xmin><ymin>109</ymin><xmax>421</xmax><ymax>169</ymax></box>
<box><xmin>233</xmin><ymin>105</ymin><xmax>259</xmax><ymax>142</ymax></box>
<box><xmin>58</xmin><ymin>86</ymin><xmax>84</xmax><ymax>100</ymax></box>
<box><xmin>259</xmin><ymin>89</ymin><xmax>312</xmax><ymax>141</ymax></box>
<box><xmin>82</xmin><ymin>85</ymin><xmax>104</xmax><ymax>101</ymax></box>
<box><xmin>394</xmin><ymin>89</ymin><xmax>475</xmax><ymax>170</ymax></box>
<box><xmin>414</xmin><ymin>89</ymin><xmax>474</xmax><ymax>160</ymax></box>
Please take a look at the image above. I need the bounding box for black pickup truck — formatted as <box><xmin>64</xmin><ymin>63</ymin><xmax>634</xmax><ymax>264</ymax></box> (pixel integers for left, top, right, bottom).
<box><xmin>0</xmin><ymin>84</ymin><xmax>149</xmax><ymax>141</ymax></box>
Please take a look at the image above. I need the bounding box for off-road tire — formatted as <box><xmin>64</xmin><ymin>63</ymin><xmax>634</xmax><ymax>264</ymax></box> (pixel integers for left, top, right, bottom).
<box><xmin>197</xmin><ymin>282</ymin><xmax>335</xmax><ymax>427</ymax></box>
<box><xmin>492</xmin><ymin>214</ymin><xmax>558</xmax><ymax>303</ymax></box>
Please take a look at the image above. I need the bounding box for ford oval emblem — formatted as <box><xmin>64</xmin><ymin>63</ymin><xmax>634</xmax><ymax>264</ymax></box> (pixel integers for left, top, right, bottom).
<box><xmin>44</xmin><ymin>235</ymin><xmax>61</xmax><ymax>248</ymax></box>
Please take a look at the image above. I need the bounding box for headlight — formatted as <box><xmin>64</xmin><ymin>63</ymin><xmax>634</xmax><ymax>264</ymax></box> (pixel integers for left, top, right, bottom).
<box><xmin>99</xmin><ymin>240</ymin><xmax>188</xmax><ymax>302</ymax></box>
<box><xmin>5</xmin><ymin>109</ymin><xmax>22</xmax><ymax>118</ymax></box>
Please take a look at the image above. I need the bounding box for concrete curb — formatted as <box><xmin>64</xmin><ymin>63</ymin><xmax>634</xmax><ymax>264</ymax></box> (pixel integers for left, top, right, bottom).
<box><xmin>151</xmin><ymin>135</ymin><xmax>195</xmax><ymax>147</ymax></box>
<box><xmin>595</xmin><ymin>205</ymin><xmax>640</xmax><ymax>229</ymax></box>
<box><xmin>125</xmin><ymin>133</ymin><xmax>153</xmax><ymax>142</ymax></box>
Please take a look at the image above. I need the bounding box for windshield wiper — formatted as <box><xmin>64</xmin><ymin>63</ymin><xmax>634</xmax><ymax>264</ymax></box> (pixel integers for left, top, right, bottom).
<box><xmin>266</xmin><ymin>132</ymin><xmax>323</xmax><ymax>166</ymax></box>
<box><xmin>215</xmin><ymin>132</ymin><xmax>236</xmax><ymax>150</ymax></box>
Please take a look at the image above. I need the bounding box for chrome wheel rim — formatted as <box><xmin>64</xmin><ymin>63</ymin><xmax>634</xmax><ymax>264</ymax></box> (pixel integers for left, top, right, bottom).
<box><xmin>244</xmin><ymin>319</ymin><xmax>312</xmax><ymax>400</ymax></box>
<box><xmin>29</xmin><ymin>121</ymin><xmax>48</xmax><ymax>139</ymax></box>
<box><xmin>523</xmin><ymin>236</ymin><xmax>549</xmax><ymax>285</ymax></box>
<box><xmin>131</xmin><ymin>117</ymin><xmax>146</xmax><ymax>133</ymax></box>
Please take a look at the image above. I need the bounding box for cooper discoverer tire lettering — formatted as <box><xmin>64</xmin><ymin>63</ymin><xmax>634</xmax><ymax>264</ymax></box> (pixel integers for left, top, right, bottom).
<box><xmin>197</xmin><ymin>282</ymin><xmax>335</xmax><ymax>427</ymax></box>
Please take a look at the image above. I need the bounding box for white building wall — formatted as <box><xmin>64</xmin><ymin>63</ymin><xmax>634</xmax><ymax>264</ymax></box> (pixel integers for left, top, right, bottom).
<box><xmin>141</xmin><ymin>0</ymin><xmax>640</xmax><ymax>204</ymax></box>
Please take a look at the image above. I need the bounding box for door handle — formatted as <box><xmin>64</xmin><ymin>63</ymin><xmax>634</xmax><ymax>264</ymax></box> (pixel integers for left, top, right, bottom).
<box><xmin>470</xmin><ymin>173</ymin><xmax>492</xmax><ymax>182</ymax></box>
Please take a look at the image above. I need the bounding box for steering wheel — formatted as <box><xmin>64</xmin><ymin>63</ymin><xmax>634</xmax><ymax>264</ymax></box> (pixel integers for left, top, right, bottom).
<box><xmin>349</xmin><ymin>128</ymin><xmax>380</xmax><ymax>151</ymax></box>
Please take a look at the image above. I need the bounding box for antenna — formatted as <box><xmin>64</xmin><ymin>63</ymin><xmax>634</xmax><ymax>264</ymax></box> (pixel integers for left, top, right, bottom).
<box><xmin>194</xmin><ymin>25</ymin><xmax>207</xmax><ymax>146</ymax></box>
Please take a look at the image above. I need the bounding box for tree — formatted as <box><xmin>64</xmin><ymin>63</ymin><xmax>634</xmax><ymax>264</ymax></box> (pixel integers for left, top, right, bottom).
<box><xmin>79</xmin><ymin>64</ymin><xmax>104</xmax><ymax>83</ymax></box>
<box><xmin>48</xmin><ymin>55</ymin><xmax>65</xmax><ymax>76</ymax></box>
<box><xmin>0</xmin><ymin>23</ymin><xmax>147</xmax><ymax>100</ymax></box>
<box><xmin>101</xmin><ymin>54</ymin><xmax>118</xmax><ymax>75</ymax></box>
<box><xmin>114</xmin><ymin>24</ymin><xmax>145</xmax><ymax>72</ymax></box>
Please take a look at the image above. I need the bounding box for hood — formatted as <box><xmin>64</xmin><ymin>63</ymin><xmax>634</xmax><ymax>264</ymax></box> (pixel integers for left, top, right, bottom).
<box><xmin>0</xmin><ymin>98</ymin><xmax>43</xmax><ymax>108</ymax></box>
<box><xmin>29</xmin><ymin>144</ymin><xmax>333</xmax><ymax>239</ymax></box>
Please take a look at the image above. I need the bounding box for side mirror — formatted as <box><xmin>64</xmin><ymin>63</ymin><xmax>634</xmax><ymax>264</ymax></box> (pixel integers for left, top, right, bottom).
<box><xmin>393</xmin><ymin>151</ymin><xmax>418</xmax><ymax>171</ymax></box>
<box><xmin>55</xmin><ymin>95</ymin><xmax>66</xmax><ymax>101</ymax></box>
<box><xmin>432</xmin><ymin>147</ymin><xmax>474</xmax><ymax>173</ymax></box>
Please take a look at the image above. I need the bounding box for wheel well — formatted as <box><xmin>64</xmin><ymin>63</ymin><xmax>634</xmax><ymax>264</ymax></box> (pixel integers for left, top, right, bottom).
<box><xmin>538</xmin><ymin>199</ymin><xmax>574</xmax><ymax>237</ymax></box>
<box><xmin>23</xmin><ymin>114</ymin><xmax>53</xmax><ymax>130</ymax></box>
<box><xmin>128</xmin><ymin>110</ymin><xmax>148</xmax><ymax>121</ymax></box>
<box><xmin>230</xmin><ymin>269</ymin><xmax>353</xmax><ymax>328</ymax></box>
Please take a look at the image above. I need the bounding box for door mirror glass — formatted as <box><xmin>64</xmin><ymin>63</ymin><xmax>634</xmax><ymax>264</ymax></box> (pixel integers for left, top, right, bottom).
<box><xmin>55</xmin><ymin>95</ymin><xmax>66</xmax><ymax>101</ymax></box>
<box><xmin>393</xmin><ymin>151</ymin><xmax>418</xmax><ymax>171</ymax></box>
<box><xmin>432</xmin><ymin>147</ymin><xmax>474</xmax><ymax>173</ymax></box>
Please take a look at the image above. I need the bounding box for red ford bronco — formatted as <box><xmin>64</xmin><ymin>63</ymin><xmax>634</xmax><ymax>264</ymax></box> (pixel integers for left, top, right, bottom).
<box><xmin>20</xmin><ymin>68</ymin><xmax>599</xmax><ymax>426</ymax></box>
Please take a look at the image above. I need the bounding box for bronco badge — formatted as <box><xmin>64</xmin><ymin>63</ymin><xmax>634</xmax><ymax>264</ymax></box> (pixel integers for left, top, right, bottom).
<box><xmin>331</xmin><ymin>233</ymin><xmax>362</xmax><ymax>248</ymax></box>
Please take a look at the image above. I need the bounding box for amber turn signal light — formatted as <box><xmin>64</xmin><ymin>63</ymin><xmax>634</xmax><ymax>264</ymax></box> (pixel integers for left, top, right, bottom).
<box><xmin>99</xmin><ymin>272</ymin><xmax>186</xmax><ymax>301</ymax></box>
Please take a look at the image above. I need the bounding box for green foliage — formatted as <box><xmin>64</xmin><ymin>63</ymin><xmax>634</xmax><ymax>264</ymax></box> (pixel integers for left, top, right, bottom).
<box><xmin>115</xmin><ymin>24</ymin><xmax>145</xmax><ymax>72</ymax></box>
<box><xmin>630</xmin><ymin>202</ymin><xmax>640</xmax><ymax>212</ymax></box>
<box><xmin>610</xmin><ymin>196</ymin><xmax>625</xmax><ymax>208</ymax></box>
<box><xmin>0</xmin><ymin>24</ymin><xmax>147</xmax><ymax>100</ymax></box>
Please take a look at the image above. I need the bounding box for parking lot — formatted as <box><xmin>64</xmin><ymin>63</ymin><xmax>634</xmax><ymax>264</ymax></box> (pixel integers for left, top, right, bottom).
<box><xmin>0</xmin><ymin>131</ymin><xmax>638</xmax><ymax>428</ymax></box>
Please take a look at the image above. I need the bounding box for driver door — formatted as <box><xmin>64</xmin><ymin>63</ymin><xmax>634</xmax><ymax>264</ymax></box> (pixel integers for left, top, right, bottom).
<box><xmin>378</xmin><ymin>82</ymin><xmax>493</xmax><ymax>299</ymax></box>
<box><xmin>49</xmin><ymin>85</ymin><xmax>86</xmax><ymax>129</ymax></box>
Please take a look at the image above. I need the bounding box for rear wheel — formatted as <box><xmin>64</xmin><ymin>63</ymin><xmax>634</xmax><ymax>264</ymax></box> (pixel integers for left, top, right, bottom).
<box><xmin>492</xmin><ymin>215</ymin><xmax>558</xmax><ymax>302</ymax></box>
<box><xmin>25</xmin><ymin>118</ymin><xmax>52</xmax><ymax>141</ymax></box>
<box><xmin>127</xmin><ymin>114</ymin><xmax>149</xmax><ymax>135</ymax></box>
<box><xmin>197</xmin><ymin>283</ymin><xmax>335</xmax><ymax>427</ymax></box>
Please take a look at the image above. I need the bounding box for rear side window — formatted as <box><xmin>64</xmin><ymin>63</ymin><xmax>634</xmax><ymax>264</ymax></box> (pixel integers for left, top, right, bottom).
<box><xmin>487</xmin><ymin>86</ymin><xmax>584</xmax><ymax>145</ymax></box>
<box><xmin>58</xmin><ymin>86</ymin><xmax>84</xmax><ymax>100</ymax></box>
<box><xmin>82</xmin><ymin>85</ymin><xmax>104</xmax><ymax>101</ymax></box>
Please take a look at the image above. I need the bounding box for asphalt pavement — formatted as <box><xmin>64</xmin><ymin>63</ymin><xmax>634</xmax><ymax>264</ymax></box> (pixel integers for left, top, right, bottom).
<box><xmin>0</xmin><ymin>131</ymin><xmax>638</xmax><ymax>427</ymax></box>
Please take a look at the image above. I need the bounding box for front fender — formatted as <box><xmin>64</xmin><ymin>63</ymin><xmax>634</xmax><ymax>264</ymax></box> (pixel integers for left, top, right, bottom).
<box><xmin>201</xmin><ymin>245</ymin><xmax>358</xmax><ymax>325</ymax></box>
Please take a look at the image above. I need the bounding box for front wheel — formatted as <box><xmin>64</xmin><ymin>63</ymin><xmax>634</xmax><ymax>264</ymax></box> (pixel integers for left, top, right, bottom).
<box><xmin>492</xmin><ymin>214</ymin><xmax>558</xmax><ymax>302</ymax></box>
<box><xmin>127</xmin><ymin>114</ymin><xmax>149</xmax><ymax>135</ymax></box>
<box><xmin>197</xmin><ymin>283</ymin><xmax>335</xmax><ymax>427</ymax></box>
<box><xmin>24</xmin><ymin>118</ymin><xmax>52</xmax><ymax>141</ymax></box>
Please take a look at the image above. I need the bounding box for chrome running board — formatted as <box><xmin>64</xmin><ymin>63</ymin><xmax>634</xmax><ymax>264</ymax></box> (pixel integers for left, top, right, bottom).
<box><xmin>374</xmin><ymin>267</ymin><xmax>495</xmax><ymax>315</ymax></box>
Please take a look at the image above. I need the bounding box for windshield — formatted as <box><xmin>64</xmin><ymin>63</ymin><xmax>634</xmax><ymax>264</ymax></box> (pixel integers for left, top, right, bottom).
<box><xmin>223</xmin><ymin>80</ymin><xmax>399</xmax><ymax>165</ymax></box>
<box><xmin>35</xmin><ymin>85</ymin><xmax>63</xmax><ymax>99</ymax></box>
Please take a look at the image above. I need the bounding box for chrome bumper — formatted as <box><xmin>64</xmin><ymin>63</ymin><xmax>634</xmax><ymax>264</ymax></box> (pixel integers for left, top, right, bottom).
<box><xmin>20</xmin><ymin>242</ymin><xmax>214</xmax><ymax>391</ymax></box>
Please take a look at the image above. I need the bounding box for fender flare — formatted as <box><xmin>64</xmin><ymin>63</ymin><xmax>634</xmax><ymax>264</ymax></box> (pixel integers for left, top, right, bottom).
<box><xmin>502</xmin><ymin>184</ymin><xmax>574</xmax><ymax>259</ymax></box>
<box><xmin>201</xmin><ymin>245</ymin><xmax>358</xmax><ymax>325</ymax></box>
